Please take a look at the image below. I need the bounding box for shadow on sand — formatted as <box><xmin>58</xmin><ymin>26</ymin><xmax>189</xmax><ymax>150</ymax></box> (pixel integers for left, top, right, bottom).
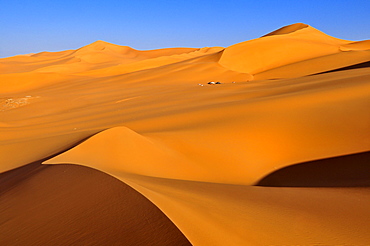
<box><xmin>313</xmin><ymin>60</ymin><xmax>370</xmax><ymax>76</ymax></box>
<box><xmin>255</xmin><ymin>151</ymin><xmax>370</xmax><ymax>187</ymax></box>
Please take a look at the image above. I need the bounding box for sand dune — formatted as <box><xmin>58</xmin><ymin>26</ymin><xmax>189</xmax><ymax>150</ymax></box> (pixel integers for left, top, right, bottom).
<box><xmin>75</xmin><ymin>47</ymin><xmax>224</xmax><ymax>77</ymax></box>
<box><xmin>1</xmin><ymin>23</ymin><xmax>369</xmax><ymax>245</ymax></box>
<box><xmin>219</xmin><ymin>23</ymin><xmax>367</xmax><ymax>76</ymax></box>
<box><xmin>0</xmin><ymin>161</ymin><xmax>191</xmax><ymax>245</ymax></box>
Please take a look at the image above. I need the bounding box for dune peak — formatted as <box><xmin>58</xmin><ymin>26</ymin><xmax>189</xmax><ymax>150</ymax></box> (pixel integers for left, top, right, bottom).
<box><xmin>71</xmin><ymin>41</ymin><xmax>141</xmax><ymax>63</ymax></box>
<box><xmin>218</xmin><ymin>23</ymin><xmax>355</xmax><ymax>74</ymax></box>
<box><xmin>262</xmin><ymin>23</ymin><xmax>310</xmax><ymax>37</ymax></box>
<box><xmin>82</xmin><ymin>40</ymin><xmax>124</xmax><ymax>50</ymax></box>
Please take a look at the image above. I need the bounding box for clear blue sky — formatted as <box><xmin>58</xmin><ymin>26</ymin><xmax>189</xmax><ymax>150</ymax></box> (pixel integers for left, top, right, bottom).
<box><xmin>1</xmin><ymin>0</ymin><xmax>369</xmax><ymax>58</ymax></box>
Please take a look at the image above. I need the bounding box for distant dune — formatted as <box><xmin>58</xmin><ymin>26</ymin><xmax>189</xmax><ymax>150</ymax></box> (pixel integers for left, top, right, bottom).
<box><xmin>1</xmin><ymin>23</ymin><xmax>369</xmax><ymax>245</ymax></box>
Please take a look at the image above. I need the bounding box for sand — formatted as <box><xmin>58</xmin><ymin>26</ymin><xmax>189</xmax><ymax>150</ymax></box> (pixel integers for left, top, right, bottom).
<box><xmin>1</xmin><ymin>23</ymin><xmax>369</xmax><ymax>245</ymax></box>
<box><xmin>0</xmin><ymin>161</ymin><xmax>191</xmax><ymax>245</ymax></box>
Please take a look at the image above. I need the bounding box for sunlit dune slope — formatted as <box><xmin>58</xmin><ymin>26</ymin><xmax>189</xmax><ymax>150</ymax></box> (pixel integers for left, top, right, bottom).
<box><xmin>1</xmin><ymin>23</ymin><xmax>370</xmax><ymax>246</ymax></box>
<box><xmin>75</xmin><ymin>47</ymin><xmax>224</xmax><ymax>77</ymax></box>
<box><xmin>219</xmin><ymin>23</ymin><xmax>369</xmax><ymax>77</ymax></box>
<box><xmin>0</xmin><ymin>41</ymin><xmax>198</xmax><ymax>74</ymax></box>
<box><xmin>0</xmin><ymin>44</ymin><xmax>241</xmax><ymax>93</ymax></box>
<box><xmin>115</xmin><ymin>174</ymin><xmax>370</xmax><ymax>245</ymax></box>
<box><xmin>262</xmin><ymin>22</ymin><xmax>310</xmax><ymax>36</ymax></box>
<box><xmin>340</xmin><ymin>40</ymin><xmax>370</xmax><ymax>51</ymax></box>
<box><xmin>34</xmin><ymin>41</ymin><xmax>201</xmax><ymax>74</ymax></box>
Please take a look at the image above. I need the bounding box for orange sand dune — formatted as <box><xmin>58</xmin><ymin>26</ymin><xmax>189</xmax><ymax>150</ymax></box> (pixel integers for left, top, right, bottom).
<box><xmin>219</xmin><ymin>23</ymin><xmax>368</xmax><ymax>76</ymax></box>
<box><xmin>0</xmin><ymin>41</ymin><xmax>198</xmax><ymax>74</ymax></box>
<box><xmin>0</xmin><ymin>50</ymin><xmax>76</xmax><ymax>74</ymax></box>
<box><xmin>0</xmin><ymin>161</ymin><xmax>191</xmax><ymax>245</ymax></box>
<box><xmin>1</xmin><ymin>23</ymin><xmax>370</xmax><ymax>245</ymax></box>
<box><xmin>75</xmin><ymin>47</ymin><xmax>224</xmax><ymax>77</ymax></box>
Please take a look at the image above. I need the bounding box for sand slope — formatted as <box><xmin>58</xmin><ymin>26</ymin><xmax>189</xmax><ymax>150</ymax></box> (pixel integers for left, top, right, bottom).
<box><xmin>0</xmin><ymin>162</ymin><xmax>191</xmax><ymax>246</ymax></box>
<box><xmin>1</xmin><ymin>23</ymin><xmax>370</xmax><ymax>245</ymax></box>
<box><xmin>219</xmin><ymin>23</ymin><xmax>369</xmax><ymax>77</ymax></box>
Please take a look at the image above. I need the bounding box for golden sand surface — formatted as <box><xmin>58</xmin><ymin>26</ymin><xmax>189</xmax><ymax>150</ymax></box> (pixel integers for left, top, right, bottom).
<box><xmin>1</xmin><ymin>23</ymin><xmax>369</xmax><ymax>245</ymax></box>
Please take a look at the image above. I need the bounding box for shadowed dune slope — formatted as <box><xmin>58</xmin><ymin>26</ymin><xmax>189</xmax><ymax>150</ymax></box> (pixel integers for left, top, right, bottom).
<box><xmin>313</xmin><ymin>60</ymin><xmax>370</xmax><ymax>75</ymax></box>
<box><xmin>0</xmin><ymin>161</ymin><xmax>191</xmax><ymax>246</ymax></box>
<box><xmin>256</xmin><ymin>151</ymin><xmax>370</xmax><ymax>187</ymax></box>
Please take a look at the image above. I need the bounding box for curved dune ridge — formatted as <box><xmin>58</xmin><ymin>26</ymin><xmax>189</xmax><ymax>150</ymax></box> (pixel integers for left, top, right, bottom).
<box><xmin>0</xmin><ymin>161</ymin><xmax>191</xmax><ymax>246</ymax></box>
<box><xmin>262</xmin><ymin>23</ymin><xmax>310</xmax><ymax>36</ymax></box>
<box><xmin>1</xmin><ymin>23</ymin><xmax>370</xmax><ymax>245</ymax></box>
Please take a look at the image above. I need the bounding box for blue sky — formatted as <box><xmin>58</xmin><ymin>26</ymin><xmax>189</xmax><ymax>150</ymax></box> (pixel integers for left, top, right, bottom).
<box><xmin>1</xmin><ymin>0</ymin><xmax>369</xmax><ymax>58</ymax></box>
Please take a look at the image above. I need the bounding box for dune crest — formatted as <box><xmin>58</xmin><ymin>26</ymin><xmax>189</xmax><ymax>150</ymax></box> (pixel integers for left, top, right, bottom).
<box><xmin>262</xmin><ymin>22</ymin><xmax>309</xmax><ymax>36</ymax></box>
<box><xmin>219</xmin><ymin>23</ymin><xmax>369</xmax><ymax>77</ymax></box>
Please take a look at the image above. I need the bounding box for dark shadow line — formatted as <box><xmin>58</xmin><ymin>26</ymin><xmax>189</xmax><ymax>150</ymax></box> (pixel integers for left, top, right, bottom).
<box><xmin>255</xmin><ymin>151</ymin><xmax>370</xmax><ymax>187</ymax></box>
<box><xmin>309</xmin><ymin>60</ymin><xmax>370</xmax><ymax>76</ymax></box>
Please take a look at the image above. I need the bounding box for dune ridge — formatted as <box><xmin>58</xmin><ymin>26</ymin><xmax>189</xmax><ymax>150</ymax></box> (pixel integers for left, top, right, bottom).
<box><xmin>1</xmin><ymin>23</ymin><xmax>370</xmax><ymax>245</ymax></box>
<box><xmin>262</xmin><ymin>23</ymin><xmax>310</xmax><ymax>36</ymax></box>
<box><xmin>218</xmin><ymin>23</ymin><xmax>368</xmax><ymax>76</ymax></box>
<box><xmin>0</xmin><ymin>161</ymin><xmax>191</xmax><ymax>246</ymax></box>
